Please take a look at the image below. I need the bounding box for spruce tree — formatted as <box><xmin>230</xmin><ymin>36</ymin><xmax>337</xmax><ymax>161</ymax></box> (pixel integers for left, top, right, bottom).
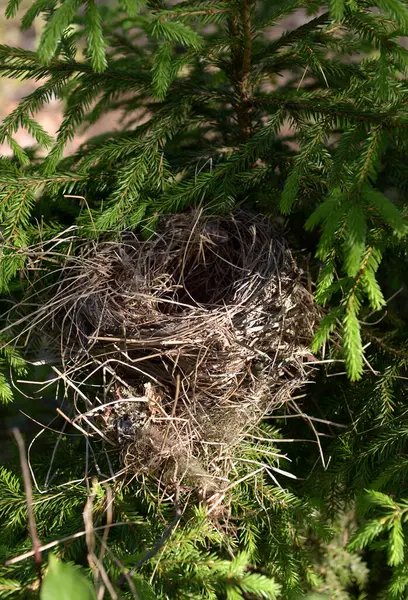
<box><xmin>2</xmin><ymin>0</ymin><xmax>408</xmax><ymax>598</ymax></box>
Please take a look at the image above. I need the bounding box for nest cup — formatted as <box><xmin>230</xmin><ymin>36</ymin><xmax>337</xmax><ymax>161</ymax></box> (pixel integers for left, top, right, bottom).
<box><xmin>50</xmin><ymin>210</ymin><xmax>320</xmax><ymax>493</ymax></box>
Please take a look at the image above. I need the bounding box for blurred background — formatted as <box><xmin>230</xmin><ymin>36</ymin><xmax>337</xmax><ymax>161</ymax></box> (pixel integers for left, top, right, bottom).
<box><xmin>0</xmin><ymin>0</ymin><xmax>127</xmax><ymax>156</ymax></box>
<box><xmin>0</xmin><ymin>4</ymin><xmax>59</xmax><ymax>154</ymax></box>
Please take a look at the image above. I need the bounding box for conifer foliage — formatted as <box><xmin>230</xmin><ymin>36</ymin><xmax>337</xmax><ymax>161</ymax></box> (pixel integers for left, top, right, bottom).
<box><xmin>2</xmin><ymin>0</ymin><xmax>408</xmax><ymax>598</ymax></box>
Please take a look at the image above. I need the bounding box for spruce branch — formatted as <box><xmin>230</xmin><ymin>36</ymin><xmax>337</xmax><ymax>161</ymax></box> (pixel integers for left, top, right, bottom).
<box><xmin>117</xmin><ymin>487</ymin><xmax>182</xmax><ymax>587</ymax></box>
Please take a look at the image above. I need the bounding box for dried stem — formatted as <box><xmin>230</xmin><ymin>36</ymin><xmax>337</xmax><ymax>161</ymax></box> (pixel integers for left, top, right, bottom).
<box><xmin>12</xmin><ymin>429</ymin><xmax>42</xmax><ymax>587</ymax></box>
<box><xmin>6</xmin><ymin>522</ymin><xmax>145</xmax><ymax>566</ymax></box>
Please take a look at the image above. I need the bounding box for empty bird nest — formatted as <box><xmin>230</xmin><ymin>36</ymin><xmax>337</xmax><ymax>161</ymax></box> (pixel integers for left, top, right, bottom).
<box><xmin>18</xmin><ymin>209</ymin><xmax>322</xmax><ymax>498</ymax></box>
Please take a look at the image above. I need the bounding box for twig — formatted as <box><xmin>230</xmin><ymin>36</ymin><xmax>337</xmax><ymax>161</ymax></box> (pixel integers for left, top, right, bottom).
<box><xmin>6</xmin><ymin>522</ymin><xmax>144</xmax><ymax>566</ymax></box>
<box><xmin>12</xmin><ymin>429</ymin><xmax>42</xmax><ymax>586</ymax></box>
<box><xmin>83</xmin><ymin>480</ymin><xmax>117</xmax><ymax>600</ymax></box>
<box><xmin>117</xmin><ymin>487</ymin><xmax>182</xmax><ymax>587</ymax></box>
<box><xmin>206</xmin><ymin>467</ymin><xmax>265</xmax><ymax>516</ymax></box>
<box><xmin>56</xmin><ymin>407</ymin><xmax>116</xmax><ymax>446</ymax></box>
<box><xmin>97</xmin><ymin>484</ymin><xmax>114</xmax><ymax>600</ymax></box>
<box><xmin>52</xmin><ymin>366</ymin><xmax>93</xmax><ymax>409</ymax></box>
<box><xmin>94</xmin><ymin>532</ymin><xmax>140</xmax><ymax>600</ymax></box>
<box><xmin>160</xmin><ymin>374</ymin><xmax>180</xmax><ymax>452</ymax></box>
<box><xmin>267</xmin><ymin>413</ymin><xmax>347</xmax><ymax>427</ymax></box>
<box><xmin>56</xmin><ymin>408</ymin><xmax>93</xmax><ymax>437</ymax></box>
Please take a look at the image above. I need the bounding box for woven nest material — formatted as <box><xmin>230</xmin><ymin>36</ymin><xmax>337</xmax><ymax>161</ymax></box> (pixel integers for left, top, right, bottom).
<box><xmin>41</xmin><ymin>210</ymin><xmax>321</xmax><ymax>494</ymax></box>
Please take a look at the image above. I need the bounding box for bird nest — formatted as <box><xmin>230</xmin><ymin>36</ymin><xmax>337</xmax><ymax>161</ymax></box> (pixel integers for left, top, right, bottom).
<box><xmin>22</xmin><ymin>210</ymin><xmax>321</xmax><ymax>496</ymax></box>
